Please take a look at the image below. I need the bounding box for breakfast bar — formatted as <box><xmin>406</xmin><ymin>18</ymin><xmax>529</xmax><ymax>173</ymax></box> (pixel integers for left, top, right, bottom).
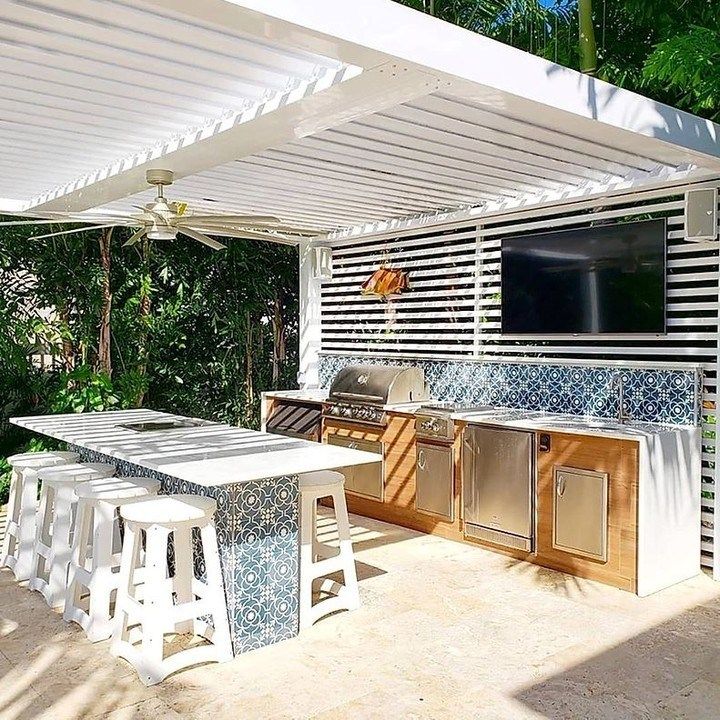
<box><xmin>10</xmin><ymin>409</ymin><xmax>382</xmax><ymax>655</ymax></box>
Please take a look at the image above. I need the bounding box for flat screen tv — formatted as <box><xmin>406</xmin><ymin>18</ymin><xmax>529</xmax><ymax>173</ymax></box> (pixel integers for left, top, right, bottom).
<box><xmin>501</xmin><ymin>218</ymin><xmax>666</xmax><ymax>335</ymax></box>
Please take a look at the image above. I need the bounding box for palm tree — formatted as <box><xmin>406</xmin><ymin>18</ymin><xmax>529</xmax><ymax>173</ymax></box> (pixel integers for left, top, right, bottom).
<box><xmin>578</xmin><ymin>0</ymin><xmax>597</xmax><ymax>74</ymax></box>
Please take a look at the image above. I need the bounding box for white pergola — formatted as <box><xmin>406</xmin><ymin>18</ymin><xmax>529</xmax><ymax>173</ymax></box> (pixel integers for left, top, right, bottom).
<box><xmin>2</xmin><ymin>0</ymin><xmax>720</xmax><ymax>239</ymax></box>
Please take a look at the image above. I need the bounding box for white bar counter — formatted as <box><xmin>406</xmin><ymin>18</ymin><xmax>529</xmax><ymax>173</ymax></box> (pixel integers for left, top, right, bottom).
<box><xmin>11</xmin><ymin>409</ymin><xmax>380</xmax><ymax>487</ymax></box>
<box><xmin>11</xmin><ymin>409</ymin><xmax>381</xmax><ymax>655</ymax></box>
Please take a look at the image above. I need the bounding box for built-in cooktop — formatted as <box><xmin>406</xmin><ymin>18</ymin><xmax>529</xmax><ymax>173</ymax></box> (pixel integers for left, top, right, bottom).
<box><xmin>417</xmin><ymin>401</ymin><xmax>494</xmax><ymax>414</ymax></box>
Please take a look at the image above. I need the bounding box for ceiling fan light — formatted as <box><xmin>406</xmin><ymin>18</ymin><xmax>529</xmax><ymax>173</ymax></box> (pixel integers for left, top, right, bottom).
<box><xmin>146</xmin><ymin>223</ymin><xmax>177</xmax><ymax>241</ymax></box>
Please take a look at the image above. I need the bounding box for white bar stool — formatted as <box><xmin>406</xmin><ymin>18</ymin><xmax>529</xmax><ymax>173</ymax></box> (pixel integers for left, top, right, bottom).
<box><xmin>111</xmin><ymin>494</ymin><xmax>233</xmax><ymax>686</ymax></box>
<box><xmin>1</xmin><ymin>451</ymin><xmax>79</xmax><ymax>581</ymax></box>
<box><xmin>29</xmin><ymin>462</ymin><xmax>116</xmax><ymax>608</ymax></box>
<box><xmin>299</xmin><ymin>471</ymin><xmax>360</xmax><ymax>630</ymax></box>
<box><xmin>64</xmin><ymin>476</ymin><xmax>161</xmax><ymax>642</ymax></box>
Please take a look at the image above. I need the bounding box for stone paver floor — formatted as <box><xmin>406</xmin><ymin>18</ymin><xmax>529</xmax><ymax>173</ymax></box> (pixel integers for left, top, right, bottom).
<box><xmin>1</xmin><ymin>507</ymin><xmax>719</xmax><ymax>719</ymax></box>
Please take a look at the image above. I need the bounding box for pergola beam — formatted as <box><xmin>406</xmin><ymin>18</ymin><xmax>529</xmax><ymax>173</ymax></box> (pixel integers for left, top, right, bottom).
<box><xmin>26</xmin><ymin>61</ymin><xmax>442</xmax><ymax>213</ymax></box>
<box><xmin>150</xmin><ymin>0</ymin><xmax>720</xmax><ymax>169</ymax></box>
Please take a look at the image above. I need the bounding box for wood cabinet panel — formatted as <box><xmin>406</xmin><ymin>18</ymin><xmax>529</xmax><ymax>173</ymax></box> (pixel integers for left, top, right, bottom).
<box><xmin>535</xmin><ymin>432</ymin><xmax>638</xmax><ymax>592</ymax></box>
<box><xmin>322</xmin><ymin>413</ymin><xmax>463</xmax><ymax>541</ymax></box>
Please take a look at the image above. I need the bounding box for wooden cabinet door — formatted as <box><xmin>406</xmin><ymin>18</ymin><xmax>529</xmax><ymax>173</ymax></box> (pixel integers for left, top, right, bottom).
<box><xmin>536</xmin><ymin>432</ymin><xmax>638</xmax><ymax>592</ymax></box>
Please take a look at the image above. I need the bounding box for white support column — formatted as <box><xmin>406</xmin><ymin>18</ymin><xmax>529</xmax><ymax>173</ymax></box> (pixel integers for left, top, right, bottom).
<box><xmin>298</xmin><ymin>241</ymin><xmax>322</xmax><ymax>389</ymax></box>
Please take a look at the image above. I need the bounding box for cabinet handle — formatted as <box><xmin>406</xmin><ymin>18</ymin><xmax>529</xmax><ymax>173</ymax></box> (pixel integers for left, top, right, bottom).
<box><xmin>418</xmin><ymin>449</ymin><xmax>426</xmax><ymax>470</ymax></box>
<box><xmin>557</xmin><ymin>475</ymin><xmax>566</xmax><ymax>497</ymax></box>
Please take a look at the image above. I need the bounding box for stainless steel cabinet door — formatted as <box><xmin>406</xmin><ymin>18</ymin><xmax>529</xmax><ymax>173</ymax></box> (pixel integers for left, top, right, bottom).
<box><xmin>415</xmin><ymin>442</ymin><xmax>454</xmax><ymax>520</ymax></box>
<box><xmin>462</xmin><ymin>426</ymin><xmax>534</xmax><ymax>537</ymax></box>
<box><xmin>553</xmin><ymin>467</ymin><xmax>608</xmax><ymax>561</ymax></box>
<box><xmin>326</xmin><ymin>435</ymin><xmax>384</xmax><ymax>501</ymax></box>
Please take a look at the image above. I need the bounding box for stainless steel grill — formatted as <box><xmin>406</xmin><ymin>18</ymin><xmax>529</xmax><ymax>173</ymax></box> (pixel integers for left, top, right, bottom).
<box><xmin>324</xmin><ymin>364</ymin><xmax>428</xmax><ymax>425</ymax></box>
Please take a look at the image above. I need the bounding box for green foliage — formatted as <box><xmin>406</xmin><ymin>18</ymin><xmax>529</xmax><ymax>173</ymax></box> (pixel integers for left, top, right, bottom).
<box><xmin>394</xmin><ymin>0</ymin><xmax>720</xmax><ymax>121</ymax></box>
<box><xmin>643</xmin><ymin>26</ymin><xmax>720</xmax><ymax>120</ymax></box>
<box><xmin>0</xmin><ymin>458</ymin><xmax>10</xmax><ymax>505</ymax></box>
<box><xmin>49</xmin><ymin>366</ymin><xmax>120</xmax><ymax>414</ymax></box>
<box><xmin>0</xmin><ymin>220</ymin><xmax>299</xmax><ymax>486</ymax></box>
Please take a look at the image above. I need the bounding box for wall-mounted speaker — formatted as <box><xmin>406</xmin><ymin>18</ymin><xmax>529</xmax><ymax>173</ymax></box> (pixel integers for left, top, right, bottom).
<box><xmin>685</xmin><ymin>188</ymin><xmax>718</xmax><ymax>242</ymax></box>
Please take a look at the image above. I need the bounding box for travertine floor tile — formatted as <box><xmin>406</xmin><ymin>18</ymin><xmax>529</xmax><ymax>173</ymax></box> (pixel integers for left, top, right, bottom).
<box><xmin>1</xmin><ymin>507</ymin><xmax>719</xmax><ymax>720</ymax></box>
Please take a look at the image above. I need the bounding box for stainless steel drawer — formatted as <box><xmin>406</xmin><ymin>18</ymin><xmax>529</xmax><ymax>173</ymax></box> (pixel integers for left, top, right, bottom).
<box><xmin>553</xmin><ymin>466</ymin><xmax>608</xmax><ymax>561</ymax></box>
<box><xmin>326</xmin><ymin>435</ymin><xmax>384</xmax><ymax>501</ymax></box>
<box><xmin>415</xmin><ymin>441</ymin><xmax>454</xmax><ymax>520</ymax></box>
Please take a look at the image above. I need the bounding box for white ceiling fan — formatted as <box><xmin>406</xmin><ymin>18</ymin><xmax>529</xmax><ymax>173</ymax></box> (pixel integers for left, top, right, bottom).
<box><xmin>0</xmin><ymin>169</ymin><xmax>320</xmax><ymax>250</ymax></box>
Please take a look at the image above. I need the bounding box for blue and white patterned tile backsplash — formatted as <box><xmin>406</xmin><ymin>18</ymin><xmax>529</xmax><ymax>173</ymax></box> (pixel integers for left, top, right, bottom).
<box><xmin>318</xmin><ymin>355</ymin><xmax>701</xmax><ymax>426</ymax></box>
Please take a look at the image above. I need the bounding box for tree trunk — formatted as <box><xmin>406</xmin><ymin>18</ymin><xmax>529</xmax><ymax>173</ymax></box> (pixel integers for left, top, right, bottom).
<box><xmin>578</xmin><ymin>0</ymin><xmax>598</xmax><ymax>75</ymax></box>
<box><xmin>97</xmin><ymin>227</ymin><xmax>113</xmax><ymax>377</ymax></box>
<box><xmin>245</xmin><ymin>310</ymin><xmax>254</xmax><ymax>424</ymax></box>
<box><xmin>58</xmin><ymin>303</ymin><xmax>75</xmax><ymax>372</ymax></box>
<box><xmin>135</xmin><ymin>237</ymin><xmax>152</xmax><ymax>406</ymax></box>
<box><xmin>271</xmin><ymin>291</ymin><xmax>286</xmax><ymax>387</ymax></box>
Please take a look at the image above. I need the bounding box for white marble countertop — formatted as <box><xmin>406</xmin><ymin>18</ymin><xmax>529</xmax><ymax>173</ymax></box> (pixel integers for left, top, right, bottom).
<box><xmin>450</xmin><ymin>407</ymin><xmax>693</xmax><ymax>440</ymax></box>
<box><xmin>262</xmin><ymin>389</ymin><xmax>330</xmax><ymax>403</ymax></box>
<box><xmin>263</xmin><ymin>389</ymin><xmax>693</xmax><ymax>439</ymax></box>
<box><xmin>10</xmin><ymin>409</ymin><xmax>382</xmax><ymax>488</ymax></box>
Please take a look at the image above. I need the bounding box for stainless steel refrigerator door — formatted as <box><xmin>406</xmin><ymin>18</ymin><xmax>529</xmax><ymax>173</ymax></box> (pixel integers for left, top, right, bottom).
<box><xmin>462</xmin><ymin>426</ymin><xmax>534</xmax><ymax>537</ymax></box>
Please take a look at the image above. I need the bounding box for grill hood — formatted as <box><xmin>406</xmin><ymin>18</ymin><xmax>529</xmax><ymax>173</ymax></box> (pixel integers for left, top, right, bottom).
<box><xmin>328</xmin><ymin>364</ymin><xmax>428</xmax><ymax>406</ymax></box>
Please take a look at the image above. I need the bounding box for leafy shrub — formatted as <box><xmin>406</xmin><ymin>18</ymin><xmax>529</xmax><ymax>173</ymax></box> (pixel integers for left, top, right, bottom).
<box><xmin>49</xmin><ymin>366</ymin><xmax>119</xmax><ymax>414</ymax></box>
<box><xmin>0</xmin><ymin>458</ymin><xmax>10</xmax><ymax>505</ymax></box>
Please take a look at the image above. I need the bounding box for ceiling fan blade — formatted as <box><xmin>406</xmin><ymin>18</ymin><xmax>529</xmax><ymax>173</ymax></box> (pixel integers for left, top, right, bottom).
<box><xmin>131</xmin><ymin>204</ymin><xmax>166</xmax><ymax>223</ymax></box>
<box><xmin>177</xmin><ymin>214</ymin><xmax>282</xmax><ymax>225</ymax></box>
<box><xmin>28</xmin><ymin>224</ymin><xmax>119</xmax><ymax>241</ymax></box>
<box><xmin>122</xmin><ymin>227</ymin><xmax>147</xmax><ymax>247</ymax></box>
<box><xmin>191</xmin><ymin>226</ymin><xmax>299</xmax><ymax>245</ymax></box>
<box><xmin>0</xmin><ymin>218</ymin><xmax>112</xmax><ymax>227</ymax></box>
<box><xmin>178</xmin><ymin>227</ymin><xmax>226</xmax><ymax>251</ymax></box>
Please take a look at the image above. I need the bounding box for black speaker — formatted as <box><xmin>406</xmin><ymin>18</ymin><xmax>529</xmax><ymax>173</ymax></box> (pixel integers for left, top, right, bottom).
<box><xmin>685</xmin><ymin>188</ymin><xmax>718</xmax><ymax>241</ymax></box>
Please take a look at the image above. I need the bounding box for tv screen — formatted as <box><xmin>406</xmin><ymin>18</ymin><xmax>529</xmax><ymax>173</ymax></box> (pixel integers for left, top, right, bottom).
<box><xmin>501</xmin><ymin>219</ymin><xmax>666</xmax><ymax>335</ymax></box>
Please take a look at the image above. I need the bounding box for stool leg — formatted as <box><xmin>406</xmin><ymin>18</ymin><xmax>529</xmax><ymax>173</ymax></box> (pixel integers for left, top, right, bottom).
<box><xmin>173</xmin><ymin>527</ymin><xmax>194</xmax><ymax>634</ymax></box>
<box><xmin>199</xmin><ymin>523</ymin><xmax>233</xmax><ymax>660</ymax></box>
<box><xmin>46</xmin><ymin>485</ymin><xmax>76</xmax><ymax>608</ymax></box>
<box><xmin>29</xmin><ymin>483</ymin><xmax>53</xmax><ymax>591</ymax></box>
<box><xmin>111</xmin><ymin>524</ymin><xmax>140</xmax><ymax>652</ymax></box>
<box><xmin>141</xmin><ymin>525</ymin><xmax>171</xmax><ymax>684</ymax></box>
<box><xmin>299</xmin><ymin>491</ymin><xmax>317</xmax><ymax>630</ymax></box>
<box><xmin>85</xmin><ymin>500</ymin><xmax>116</xmax><ymax>640</ymax></box>
<box><xmin>64</xmin><ymin>497</ymin><xmax>94</xmax><ymax>626</ymax></box>
<box><xmin>15</xmin><ymin>468</ymin><xmax>40</xmax><ymax>580</ymax></box>
<box><xmin>1</xmin><ymin>468</ymin><xmax>21</xmax><ymax>571</ymax></box>
<box><xmin>333</xmin><ymin>489</ymin><xmax>360</xmax><ymax>611</ymax></box>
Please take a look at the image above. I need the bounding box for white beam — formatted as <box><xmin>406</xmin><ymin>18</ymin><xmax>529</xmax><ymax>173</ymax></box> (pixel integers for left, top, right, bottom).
<box><xmin>151</xmin><ymin>0</ymin><xmax>720</xmax><ymax>169</ymax></box>
<box><xmin>27</xmin><ymin>61</ymin><xmax>442</xmax><ymax>213</ymax></box>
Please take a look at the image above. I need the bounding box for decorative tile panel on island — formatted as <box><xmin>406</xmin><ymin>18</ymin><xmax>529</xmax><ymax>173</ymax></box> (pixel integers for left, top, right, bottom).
<box><xmin>71</xmin><ymin>446</ymin><xmax>299</xmax><ymax>655</ymax></box>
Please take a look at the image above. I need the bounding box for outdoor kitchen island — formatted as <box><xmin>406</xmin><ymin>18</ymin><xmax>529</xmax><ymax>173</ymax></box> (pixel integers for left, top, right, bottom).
<box><xmin>9</xmin><ymin>408</ymin><xmax>382</xmax><ymax>656</ymax></box>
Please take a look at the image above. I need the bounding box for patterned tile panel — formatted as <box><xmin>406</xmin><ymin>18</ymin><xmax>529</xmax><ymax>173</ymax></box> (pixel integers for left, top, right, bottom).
<box><xmin>71</xmin><ymin>446</ymin><xmax>299</xmax><ymax>656</ymax></box>
<box><xmin>318</xmin><ymin>355</ymin><xmax>700</xmax><ymax>426</ymax></box>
